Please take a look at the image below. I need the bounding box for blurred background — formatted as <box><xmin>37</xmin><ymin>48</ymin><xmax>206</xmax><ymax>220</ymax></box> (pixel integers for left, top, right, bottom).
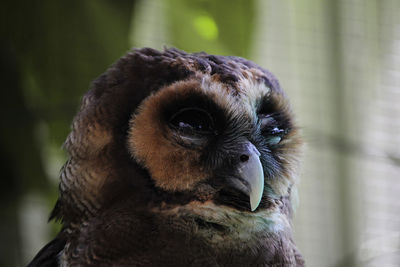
<box><xmin>1</xmin><ymin>0</ymin><xmax>399</xmax><ymax>266</ymax></box>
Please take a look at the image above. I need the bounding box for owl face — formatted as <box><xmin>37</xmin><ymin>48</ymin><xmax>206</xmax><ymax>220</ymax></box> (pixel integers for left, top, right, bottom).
<box><xmin>128</xmin><ymin>71</ymin><xmax>300</xmax><ymax>212</ymax></box>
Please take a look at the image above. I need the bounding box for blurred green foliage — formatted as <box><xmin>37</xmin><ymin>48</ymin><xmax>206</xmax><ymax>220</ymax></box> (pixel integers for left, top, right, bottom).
<box><xmin>2</xmin><ymin>0</ymin><xmax>133</xmax><ymax>265</ymax></box>
<box><xmin>166</xmin><ymin>0</ymin><xmax>255</xmax><ymax>56</ymax></box>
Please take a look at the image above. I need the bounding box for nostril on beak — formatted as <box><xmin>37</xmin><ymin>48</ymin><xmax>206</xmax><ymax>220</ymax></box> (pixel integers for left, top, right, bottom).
<box><xmin>240</xmin><ymin>154</ymin><xmax>250</xmax><ymax>162</ymax></box>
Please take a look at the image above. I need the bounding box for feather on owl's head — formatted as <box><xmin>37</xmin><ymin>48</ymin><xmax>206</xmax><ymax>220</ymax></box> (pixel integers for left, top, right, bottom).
<box><xmin>55</xmin><ymin>47</ymin><xmax>302</xmax><ymax>226</ymax></box>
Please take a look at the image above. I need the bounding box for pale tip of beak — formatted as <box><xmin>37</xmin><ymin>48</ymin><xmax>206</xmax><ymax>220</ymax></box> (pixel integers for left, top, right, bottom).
<box><xmin>248</xmin><ymin>155</ymin><xmax>264</xmax><ymax>212</ymax></box>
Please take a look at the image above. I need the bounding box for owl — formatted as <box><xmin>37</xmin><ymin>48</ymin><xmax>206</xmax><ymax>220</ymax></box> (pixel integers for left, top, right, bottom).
<box><xmin>29</xmin><ymin>48</ymin><xmax>304</xmax><ymax>266</ymax></box>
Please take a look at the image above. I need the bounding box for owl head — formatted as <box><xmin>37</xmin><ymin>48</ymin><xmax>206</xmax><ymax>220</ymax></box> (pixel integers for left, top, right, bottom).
<box><xmin>53</xmin><ymin>48</ymin><xmax>302</xmax><ymax>228</ymax></box>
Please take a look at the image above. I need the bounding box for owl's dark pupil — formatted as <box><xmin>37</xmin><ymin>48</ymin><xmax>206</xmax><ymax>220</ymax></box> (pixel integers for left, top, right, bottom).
<box><xmin>169</xmin><ymin>108</ymin><xmax>213</xmax><ymax>134</ymax></box>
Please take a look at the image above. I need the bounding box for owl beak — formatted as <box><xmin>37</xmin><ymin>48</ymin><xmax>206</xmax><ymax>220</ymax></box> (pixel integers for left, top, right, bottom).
<box><xmin>232</xmin><ymin>143</ymin><xmax>264</xmax><ymax>212</ymax></box>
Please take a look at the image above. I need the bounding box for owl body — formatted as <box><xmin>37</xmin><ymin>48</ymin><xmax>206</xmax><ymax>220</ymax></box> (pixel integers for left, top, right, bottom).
<box><xmin>29</xmin><ymin>48</ymin><xmax>304</xmax><ymax>266</ymax></box>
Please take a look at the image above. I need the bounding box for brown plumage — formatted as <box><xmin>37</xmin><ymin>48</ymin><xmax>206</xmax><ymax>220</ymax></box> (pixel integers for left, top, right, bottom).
<box><xmin>29</xmin><ymin>48</ymin><xmax>304</xmax><ymax>266</ymax></box>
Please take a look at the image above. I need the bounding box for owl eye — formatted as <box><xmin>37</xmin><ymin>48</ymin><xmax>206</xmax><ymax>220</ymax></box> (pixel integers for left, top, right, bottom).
<box><xmin>258</xmin><ymin>114</ymin><xmax>287</xmax><ymax>145</ymax></box>
<box><xmin>169</xmin><ymin>108</ymin><xmax>214</xmax><ymax>135</ymax></box>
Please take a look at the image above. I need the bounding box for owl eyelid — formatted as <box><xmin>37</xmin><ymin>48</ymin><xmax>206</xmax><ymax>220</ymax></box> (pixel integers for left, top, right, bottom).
<box><xmin>170</xmin><ymin>132</ymin><xmax>209</xmax><ymax>148</ymax></box>
<box><xmin>257</xmin><ymin>114</ymin><xmax>276</xmax><ymax>129</ymax></box>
